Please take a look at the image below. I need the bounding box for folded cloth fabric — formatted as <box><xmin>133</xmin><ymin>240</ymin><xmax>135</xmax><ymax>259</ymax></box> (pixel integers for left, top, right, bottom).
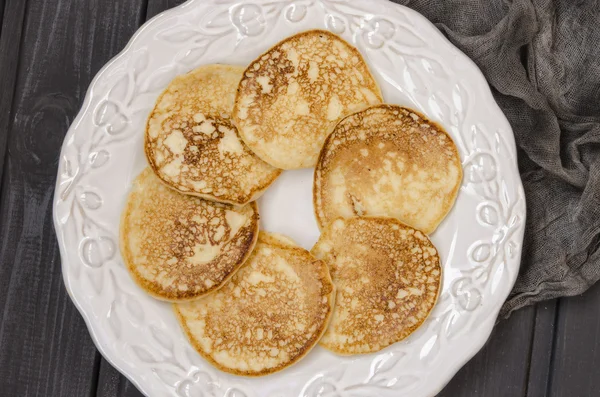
<box><xmin>393</xmin><ymin>0</ymin><xmax>600</xmax><ymax>317</ymax></box>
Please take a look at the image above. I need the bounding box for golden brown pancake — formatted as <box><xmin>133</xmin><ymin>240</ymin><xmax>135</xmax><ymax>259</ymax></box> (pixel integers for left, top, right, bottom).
<box><xmin>314</xmin><ymin>104</ymin><xmax>462</xmax><ymax>234</ymax></box>
<box><xmin>233</xmin><ymin>30</ymin><xmax>383</xmax><ymax>169</ymax></box>
<box><xmin>145</xmin><ymin>64</ymin><xmax>281</xmax><ymax>205</ymax></box>
<box><xmin>174</xmin><ymin>232</ymin><xmax>335</xmax><ymax>376</ymax></box>
<box><xmin>120</xmin><ymin>168</ymin><xmax>259</xmax><ymax>302</ymax></box>
<box><xmin>311</xmin><ymin>217</ymin><xmax>441</xmax><ymax>355</ymax></box>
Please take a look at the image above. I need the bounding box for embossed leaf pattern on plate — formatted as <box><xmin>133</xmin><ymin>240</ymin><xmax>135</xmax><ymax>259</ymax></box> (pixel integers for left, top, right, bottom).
<box><xmin>53</xmin><ymin>1</ymin><xmax>525</xmax><ymax>396</ymax></box>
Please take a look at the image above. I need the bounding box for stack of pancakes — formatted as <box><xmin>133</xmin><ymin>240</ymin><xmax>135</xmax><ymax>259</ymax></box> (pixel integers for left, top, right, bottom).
<box><xmin>120</xmin><ymin>30</ymin><xmax>462</xmax><ymax>376</ymax></box>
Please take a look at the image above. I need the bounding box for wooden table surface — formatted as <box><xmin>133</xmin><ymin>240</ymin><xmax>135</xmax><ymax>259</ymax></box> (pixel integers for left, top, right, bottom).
<box><xmin>0</xmin><ymin>0</ymin><xmax>598</xmax><ymax>396</ymax></box>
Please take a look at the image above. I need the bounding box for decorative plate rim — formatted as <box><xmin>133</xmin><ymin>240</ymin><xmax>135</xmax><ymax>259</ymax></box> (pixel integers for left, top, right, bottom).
<box><xmin>53</xmin><ymin>1</ymin><xmax>526</xmax><ymax>396</ymax></box>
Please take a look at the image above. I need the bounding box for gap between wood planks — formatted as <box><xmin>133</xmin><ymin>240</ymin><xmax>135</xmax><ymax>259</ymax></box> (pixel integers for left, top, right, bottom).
<box><xmin>526</xmin><ymin>301</ymin><xmax>558</xmax><ymax>397</ymax></box>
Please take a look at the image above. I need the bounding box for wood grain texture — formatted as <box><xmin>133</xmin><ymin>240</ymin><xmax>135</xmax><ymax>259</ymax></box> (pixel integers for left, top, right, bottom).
<box><xmin>0</xmin><ymin>0</ymin><xmax>6</xmax><ymax>38</ymax></box>
<box><xmin>0</xmin><ymin>0</ymin><xmax>146</xmax><ymax>395</ymax></box>
<box><xmin>0</xmin><ymin>0</ymin><xmax>27</xmax><ymax>198</ymax></box>
<box><xmin>437</xmin><ymin>307</ymin><xmax>535</xmax><ymax>396</ymax></box>
<box><xmin>97</xmin><ymin>362</ymin><xmax>144</xmax><ymax>397</ymax></box>
<box><xmin>549</xmin><ymin>283</ymin><xmax>600</xmax><ymax>397</ymax></box>
<box><xmin>146</xmin><ymin>0</ymin><xmax>186</xmax><ymax>19</ymax></box>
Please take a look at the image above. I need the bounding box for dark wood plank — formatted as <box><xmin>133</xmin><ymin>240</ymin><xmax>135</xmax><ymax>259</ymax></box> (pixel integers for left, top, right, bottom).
<box><xmin>437</xmin><ymin>307</ymin><xmax>535</xmax><ymax>396</ymax></box>
<box><xmin>526</xmin><ymin>301</ymin><xmax>557</xmax><ymax>397</ymax></box>
<box><xmin>146</xmin><ymin>0</ymin><xmax>186</xmax><ymax>19</ymax></box>
<box><xmin>97</xmin><ymin>363</ymin><xmax>144</xmax><ymax>397</ymax></box>
<box><xmin>0</xmin><ymin>0</ymin><xmax>146</xmax><ymax>395</ymax></box>
<box><xmin>0</xmin><ymin>0</ymin><xmax>6</xmax><ymax>39</ymax></box>
<box><xmin>549</xmin><ymin>283</ymin><xmax>600</xmax><ymax>397</ymax></box>
<box><xmin>0</xmin><ymin>0</ymin><xmax>27</xmax><ymax>198</ymax></box>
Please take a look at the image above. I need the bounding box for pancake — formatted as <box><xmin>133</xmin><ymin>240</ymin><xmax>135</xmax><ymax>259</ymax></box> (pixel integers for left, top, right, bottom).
<box><xmin>311</xmin><ymin>217</ymin><xmax>441</xmax><ymax>355</ymax></box>
<box><xmin>145</xmin><ymin>64</ymin><xmax>281</xmax><ymax>205</ymax></box>
<box><xmin>233</xmin><ymin>29</ymin><xmax>383</xmax><ymax>169</ymax></box>
<box><xmin>120</xmin><ymin>168</ymin><xmax>259</xmax><ymax>302</ymax></box>
<box><xmin>174</xmin><ymin>232</ymin><xmax>335</xmax><ymax>376</ymax></box>
<box><xmin>314</xmin><ymin>104</ymin><xmax>462</xmax><ymax>234</ymax></box>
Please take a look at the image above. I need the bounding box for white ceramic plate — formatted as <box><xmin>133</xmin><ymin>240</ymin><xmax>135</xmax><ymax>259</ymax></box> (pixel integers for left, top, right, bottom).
<box><xmin>53</xmin><ymin>1</ymin><xmax>526</xmax><ymax>396</ymax></box>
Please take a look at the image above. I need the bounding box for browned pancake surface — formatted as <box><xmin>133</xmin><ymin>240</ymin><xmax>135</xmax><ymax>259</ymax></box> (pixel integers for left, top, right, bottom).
<box><xmin>314</xmin><ymin>104</ymin><xmax>462</xmax><ymax>234</ymax></box>
<box><xmin>145</xmin><ymin>64</ymin><xmax>280</xmax><ymax>205</ymax></box>
<box><xmin>311</xmin><ymin>217</ymin><xmax>441</xmax><ymax>355</ymax></box>
<box><xmin>120</xmin><ymin>168</ymin><xmax>259</xmax><ymax>301</ymax></box>
<box><xmin>233</xmin><ymin>30</ymin><xmax>382</xmax><ymax>169</ymax></box>
<box><xmin>175</xmin><ymin>232</ymin><xmax>335</xmax><ymax>376</ymax></box>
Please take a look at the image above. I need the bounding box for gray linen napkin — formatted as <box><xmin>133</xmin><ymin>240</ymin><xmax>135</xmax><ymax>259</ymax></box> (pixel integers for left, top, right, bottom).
<box><xmin>392</xmin><ymin>0</ymin><xmax>600</xmax><ymax>317</ymax></box>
